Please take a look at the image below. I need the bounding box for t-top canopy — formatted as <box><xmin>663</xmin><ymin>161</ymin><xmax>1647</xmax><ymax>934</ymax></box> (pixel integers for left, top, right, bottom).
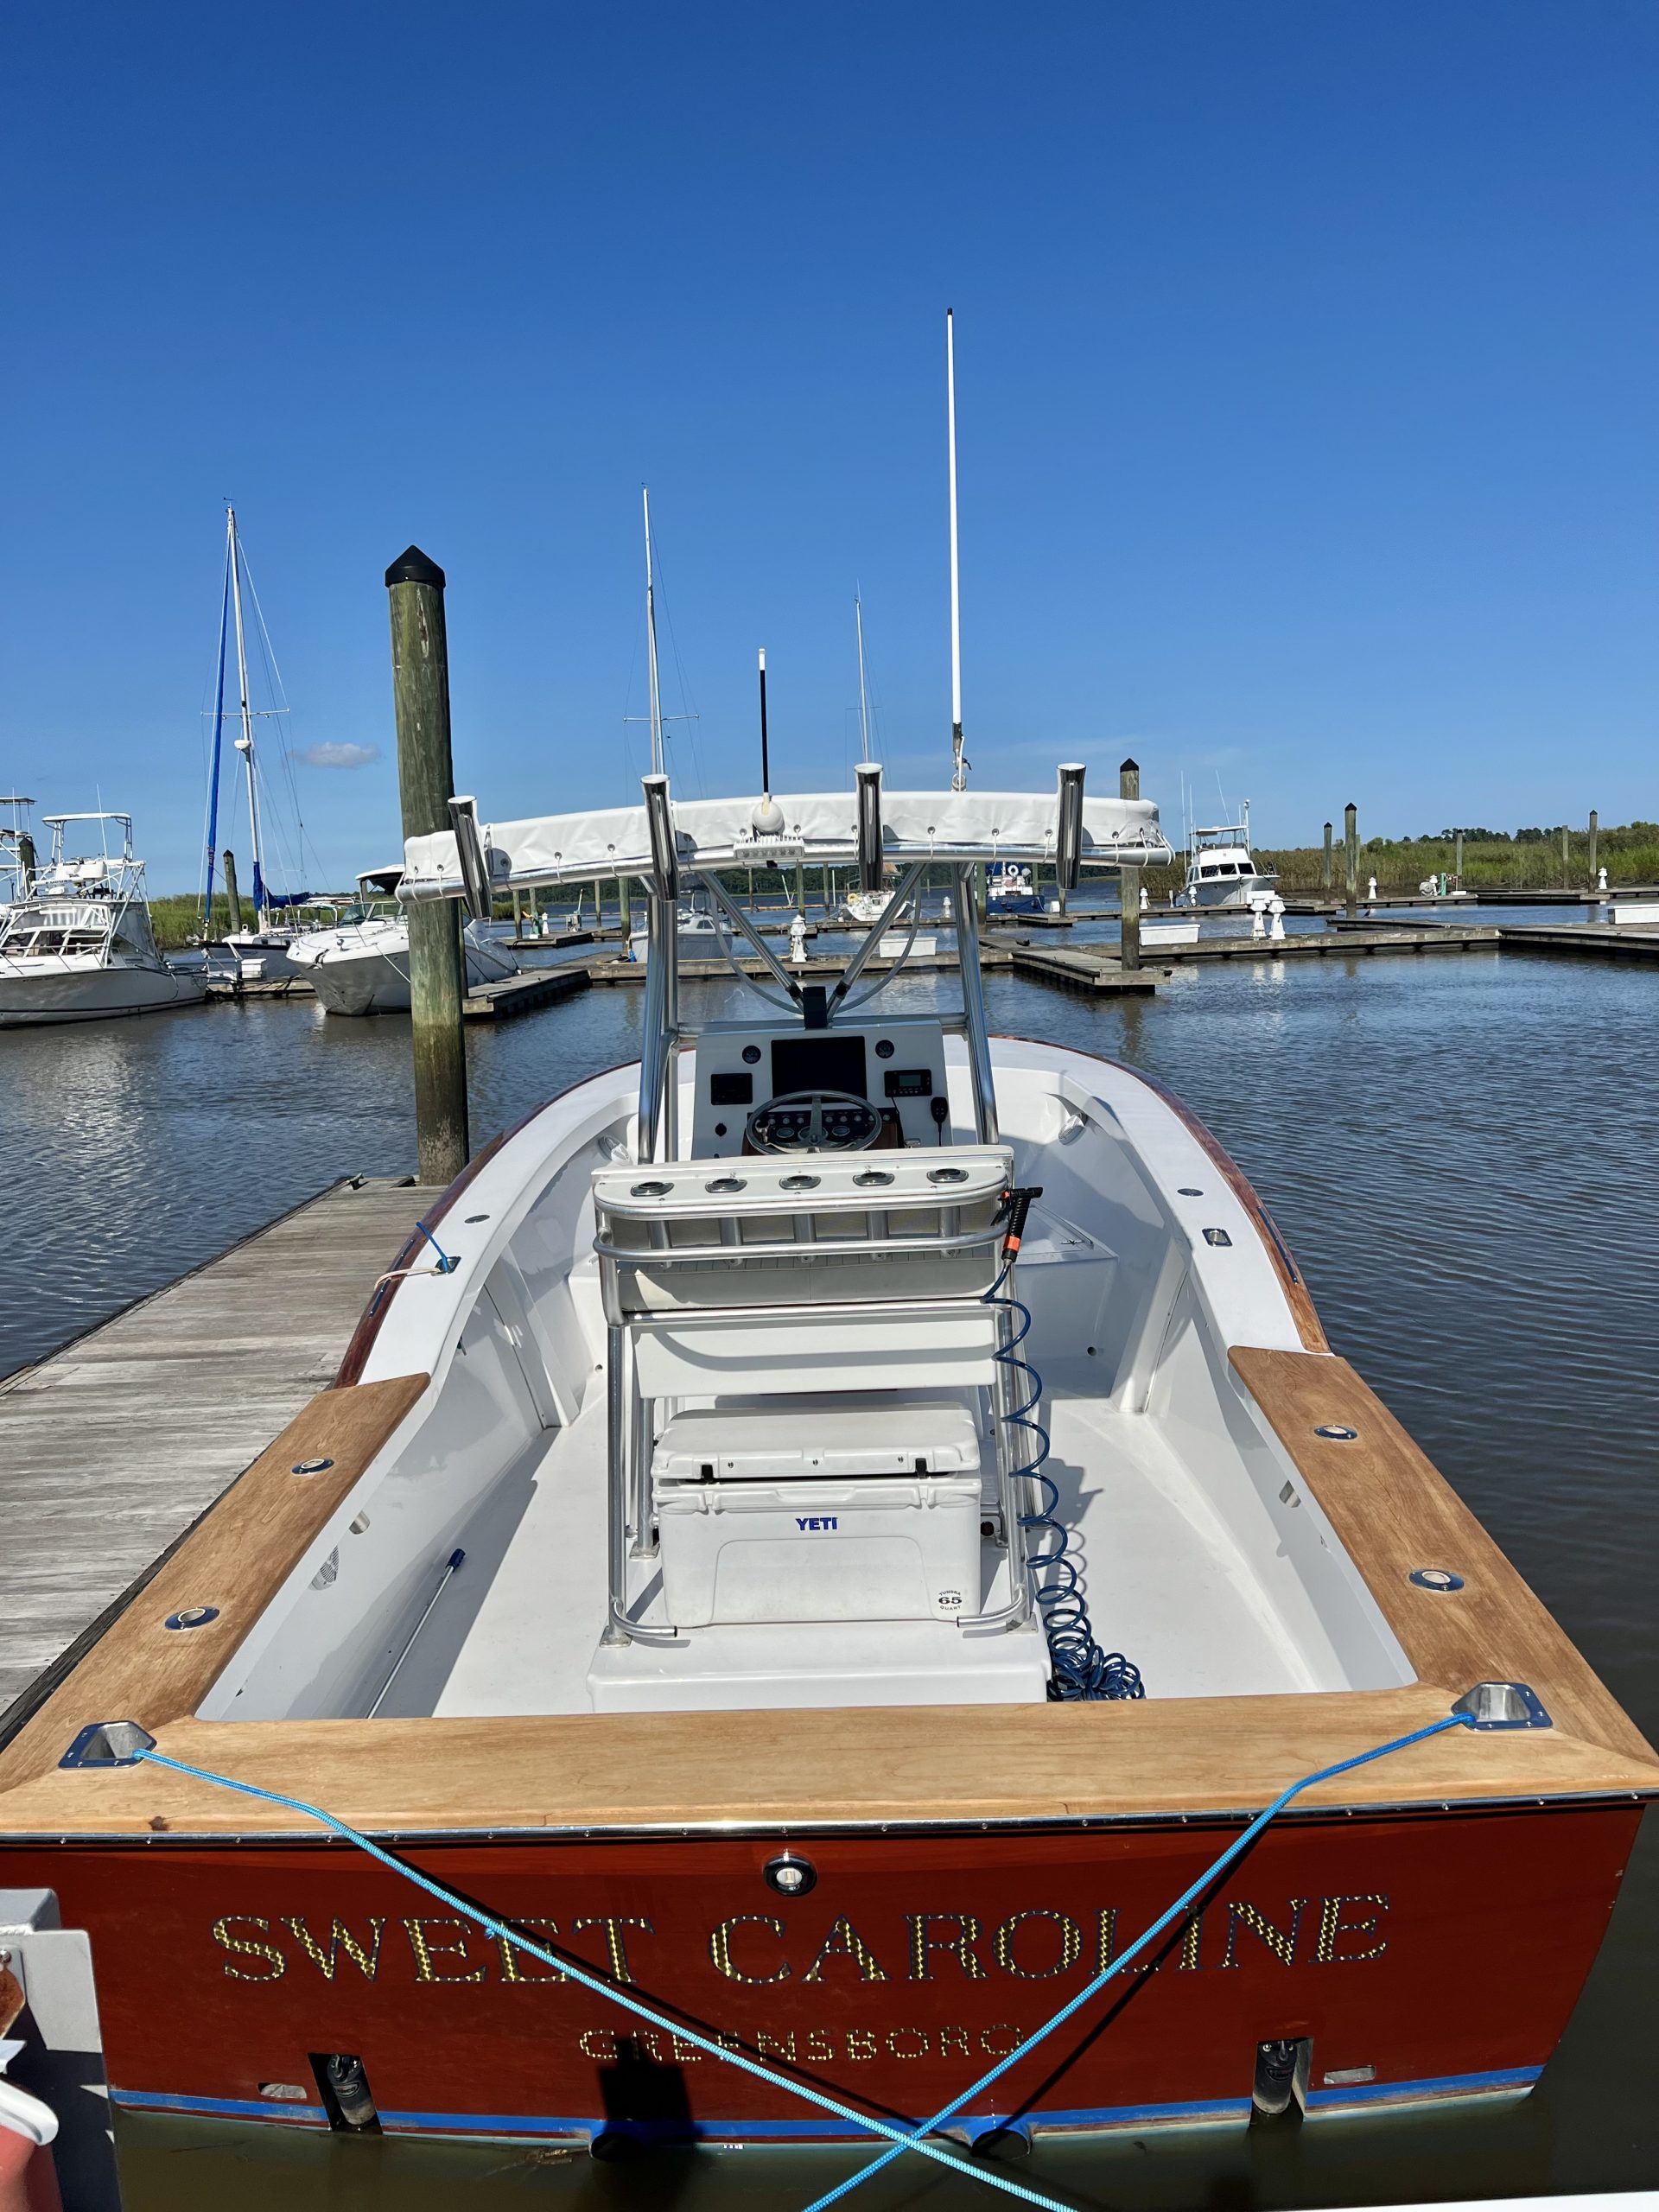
<box><xmin>401</xmin><ymin>779</ymin><xmax>1171</xmax><ymax>897</ymax></box>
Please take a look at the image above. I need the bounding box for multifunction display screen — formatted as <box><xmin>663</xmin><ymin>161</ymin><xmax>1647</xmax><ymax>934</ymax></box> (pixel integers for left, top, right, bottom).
<box><xmin>771</xmin><ymin>1033</ymin><xmax>868</xmax><ymax>1098</ymax></box>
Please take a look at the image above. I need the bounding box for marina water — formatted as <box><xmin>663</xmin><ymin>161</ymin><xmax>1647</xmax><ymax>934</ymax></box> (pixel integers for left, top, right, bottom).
<box><xmin>3</xmin><ymin>948</ymin><xmax>1655</xmax><ymax>2206</ymax></box>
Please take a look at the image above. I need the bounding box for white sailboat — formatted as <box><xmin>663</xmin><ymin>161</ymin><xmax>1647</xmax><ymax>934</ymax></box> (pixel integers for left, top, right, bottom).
<box><xmin>0</xmin><ymin>814</ymin><xmax>205</xmax><ymax>1025</ymax></box>
<box><xmin>198</xmin><ymin>507</ymin><xmax>323</xmax><ymax>979</ymax></box>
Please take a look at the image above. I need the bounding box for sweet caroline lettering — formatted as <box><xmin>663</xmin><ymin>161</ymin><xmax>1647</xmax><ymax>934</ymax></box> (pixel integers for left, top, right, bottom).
<box><xmin>709</xmin><ymin>1915</ymin><xmax>791</xmax><ymax>1985</ymax></box>
<box><xmin>906</xmin><ymin>1912</ymin><xmax>988</xmax><ymax>1981</ymax></box>
<box><xmin>1315</xmin><ymin>1893</ymin><xmax>1390</xmax><ymax>1964</ymax></box>
<box><xmin>404</xmin><ymin>1916</ymin><xmax>488</xmax><ymax>1984</ymax></box>
<box><xmin>212</xmin><ymin>1915</ymin><xmax>286</xmax><ymax>1982</ymax></box>
<box><xmin>282</xmin><ymin>1915</ymin><xmax>385</xmax><ymax>1980</ymax></box>
<box><xmin>1219</xmin><ymin>1898</ymin><xmax>1309</xmax><ymax>1970</ymax></box>
<box><xmin>803</xmin><ymin>1916</ymin><xmax>889</xmax><ymax>1984</ymax></box>
<box><xmin>991</xmin><ymin>1910</ymin><xmax>1083</xmax><ymax>1980</ymax></box>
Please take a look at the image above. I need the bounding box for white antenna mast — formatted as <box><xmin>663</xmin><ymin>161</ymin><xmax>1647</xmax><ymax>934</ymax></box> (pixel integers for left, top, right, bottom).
<box><xmin>643</xmin><ymin>485</ymin><xmax>664</xmax><ymax>777</ymax></box>
<box><xmin>854</xmin><ymin>588</ymin><xmax>872</xmax><ymax>764</ymax></box>
<box><xmin>946</xmin><ymin>308</ymin><xmax>966</xmax><ymax>791</ymax></box>
<box><xmin>226</xmin><ymin>505</ymin><xmax>267</xmax><ymax>931</ymax></box>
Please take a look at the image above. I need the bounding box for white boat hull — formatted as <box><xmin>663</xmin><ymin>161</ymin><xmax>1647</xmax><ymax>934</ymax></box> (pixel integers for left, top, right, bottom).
<box><xmin>289</xmin><ymin>922</ymin><xmax>518</xmax><ymax>1014</ymax></box>
<box><xmin>0</xmin><ymin>958</ymin><xmax>206</xmax><ymax>1027</ymax></box>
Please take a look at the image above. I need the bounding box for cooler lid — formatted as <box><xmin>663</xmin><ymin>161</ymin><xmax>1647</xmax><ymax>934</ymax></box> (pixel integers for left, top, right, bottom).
<box><xmin>652</xmin><ymin>1392</ymin><xmax>982</xmax><ymax>1480</ymax></box>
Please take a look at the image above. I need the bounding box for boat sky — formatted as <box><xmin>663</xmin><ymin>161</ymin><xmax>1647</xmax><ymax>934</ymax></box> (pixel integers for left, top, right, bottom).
<box><xmin>1</xmin><ymin>0</ymin><xmax>1654</xmax><ymax>888</ymax></box>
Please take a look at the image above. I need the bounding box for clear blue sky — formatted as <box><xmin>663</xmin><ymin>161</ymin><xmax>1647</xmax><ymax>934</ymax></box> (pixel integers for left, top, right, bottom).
<box><xmin>2</xmin><ymin>1</ymin><xmax>1653</xmax><ymax>890</ymax></box>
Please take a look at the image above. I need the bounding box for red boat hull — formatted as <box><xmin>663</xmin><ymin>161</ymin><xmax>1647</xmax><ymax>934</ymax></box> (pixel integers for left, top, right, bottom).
<box><xmin>2</xmin><ymin>1798</ymin><xmax>1638</xmax><ymax>2143</ymax></box>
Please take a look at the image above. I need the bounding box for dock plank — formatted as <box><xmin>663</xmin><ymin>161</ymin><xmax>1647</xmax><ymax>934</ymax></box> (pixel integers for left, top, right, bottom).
<box><xmin>0</xmin><ymin>1178</ymin><xmax>438</xmax><ymax>1721</ymax></box>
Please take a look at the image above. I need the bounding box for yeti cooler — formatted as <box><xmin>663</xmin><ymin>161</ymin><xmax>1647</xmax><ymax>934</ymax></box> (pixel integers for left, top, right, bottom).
<box><xmin>651</xmin><ymin>1395</ymin><xmax>983</xmax><ymax>1626</ymax></box>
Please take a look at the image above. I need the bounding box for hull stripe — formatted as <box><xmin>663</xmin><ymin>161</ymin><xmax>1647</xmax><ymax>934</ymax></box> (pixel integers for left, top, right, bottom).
<box><xmin>111</xmin><ymin>2068</ymin><xmax>1539</xmax><ymax>2139</ymax></box>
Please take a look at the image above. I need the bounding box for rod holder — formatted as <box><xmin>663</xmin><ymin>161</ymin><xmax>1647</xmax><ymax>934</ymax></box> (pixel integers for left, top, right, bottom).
<box><xmin>1056</xmin><ymin>764</ymin><xmax>1086</xmax><ymax>892</ymax></box>
<box><xmin>855</xmin><ymin>762</ymin><xmax>883</xmax><ymax>892</ymax></box>
<box><xmin>643</xmin><ymin>775</ymin><xmax>678</xmax><ymax>899</ymax></box>
<box><xmin>448</xmin><ymin>797</ymin><xmax>493</xmax><ymax>922</ymax></box>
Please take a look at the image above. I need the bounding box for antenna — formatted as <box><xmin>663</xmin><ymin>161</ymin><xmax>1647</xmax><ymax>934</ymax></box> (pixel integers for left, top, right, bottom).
<box><xmin>758</xmin><ymin>648</ymin><xmax>771</xmax><ymax>793</ymax></box>
<box><xmin>946</xmin><ymin>309</ymin><xmax>966</xmax><ymax>791</ymax></box>
<box><xmin>854</xmin><ymin>590</ymin><xmax>872</xmax><ymax>764</ymax></box>
<box><xmin>643</xmin><ymin>486</ymin><xmax>664</xmax><ymax>777</ymax></box>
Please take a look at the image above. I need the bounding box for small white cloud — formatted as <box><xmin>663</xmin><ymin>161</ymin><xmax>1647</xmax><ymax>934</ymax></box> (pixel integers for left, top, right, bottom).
<box><xmin>293</xmin><ymin>741</ymin><xmax>380</xmax><ymax>770</ymax></box>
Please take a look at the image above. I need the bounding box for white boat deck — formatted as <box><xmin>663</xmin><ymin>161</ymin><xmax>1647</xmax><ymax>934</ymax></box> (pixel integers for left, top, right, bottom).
<box><xmin>400</xmin><ymin>1379</ymin><xmax>1314</xmax><ymax>1721</ymax></box>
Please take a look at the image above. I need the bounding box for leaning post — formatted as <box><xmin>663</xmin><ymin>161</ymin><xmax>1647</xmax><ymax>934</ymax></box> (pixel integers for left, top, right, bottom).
<box><xmin>223</xmin><ymin>849</ymin><xmax>243</xmax><ymax>933</ymax></box>
<box><xmin>386</xmin><ymin>544</ymin><xmax>468</xmax><ymax>1185</ymax></box>
<box><xmin>1119</xmin><ymin>758</ymin><xmax>1141</xmax><ymax>971</ymax></box>
<box><xmin>1321</xmin><ymin>821</ymin><xmax>1333</xmax><ymax>893</ymax></box>
<box><xmin>1344</xmin><ymin>804</ymin><xmax>1358</xmax><ymax>919</ymax></box>
<box><xmin>1588</xmin><ymin>810</ymin><xmax>1599</xmax><ymax>887</ymax></box>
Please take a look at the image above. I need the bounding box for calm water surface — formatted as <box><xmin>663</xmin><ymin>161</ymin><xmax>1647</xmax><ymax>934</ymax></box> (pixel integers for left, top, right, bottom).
<box><xmin>2</xmin><ymin>945</ymin><xmax>1655</xmax><ymax>2207</ymax></box>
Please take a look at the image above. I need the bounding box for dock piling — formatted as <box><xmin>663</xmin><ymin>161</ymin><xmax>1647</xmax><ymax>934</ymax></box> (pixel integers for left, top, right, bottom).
<box><xmin>1119</xmin><ymin>758</ymin><xmax>1141</xmax><ymax>970</ymax></box>
<box><xmin>1560</xmin><ymin>826</ymin><xmax>1570</xmax><ymax>890</ymax></box>
<box><xmin>1344</xmin><ymin>804</ymin><xmax>1358</xmax><ymax>920</ymax></box>
<box><xmin>223</xmin><ymin>848</ymin><xmax>243</xmax><ymax>932</ymax></box>
<box><xmin>386</xmin><ymin>545</ymin><xmax>469</xmax><ymax>1185</ymax></box>
<box><xmin>1455</xmin><ymin>830</ymin><xmax>1465</xmax><ymax>890</ymax></box>
<box><xmin>1588</xmin><ymin>810</ymin><xmax>1599</xmax><ymax>887</ymax></box>
<box><xmin>1322</xmin><ymin>822</ymin><xmax>1332</xmax><ymax>891</ymax></box>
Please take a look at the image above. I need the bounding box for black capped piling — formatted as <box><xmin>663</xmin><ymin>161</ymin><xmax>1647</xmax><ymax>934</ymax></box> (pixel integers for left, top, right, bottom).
<box><xmin>386</xmin><ymin>545</ymin><xmax>468</xmax><ymax>1184</ymax></box>
<box><xmin>1322</xmin><ymin>821</ymin><xmax>1332</xmax><ymax>892</ymax></box>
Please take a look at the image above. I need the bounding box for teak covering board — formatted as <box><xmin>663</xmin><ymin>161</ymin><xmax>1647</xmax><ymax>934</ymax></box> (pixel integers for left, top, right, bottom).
<box><xmin>0</xmin><ymin>1349</ymin><xmax>1653</xmax><ymax>1839</ymax></box>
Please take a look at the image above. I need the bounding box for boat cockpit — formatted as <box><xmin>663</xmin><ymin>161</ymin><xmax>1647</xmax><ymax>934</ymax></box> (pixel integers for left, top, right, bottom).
<box><xmin>196</xmin><ymin>770</ymin><xmax>1419</xmax><ymax>1732</ymax></box>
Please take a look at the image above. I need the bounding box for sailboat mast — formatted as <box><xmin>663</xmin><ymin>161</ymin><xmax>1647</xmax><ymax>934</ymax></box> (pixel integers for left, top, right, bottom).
<box><xmin>946</xmin><ymin>308</ymin><xmax>965</xmax><ymax>792</ymax></box>
<box><xmin>854</xmin><ymin>591</ymin><xmax>872</xmax><ymax>764</ymax></box>
<box><xmin>226</xmin><ymin>507</ymin><xmax>266</xmax><ymax>931</ymax></box>
<box><xmin>200</xmin><ymin>516</ymin><xmax>233</xmax><ymax>925</ymax></box>
<box><xmin>643</xmin><ymin>486</ymin><xmax>664</xmax><ymax>778</ymax></box>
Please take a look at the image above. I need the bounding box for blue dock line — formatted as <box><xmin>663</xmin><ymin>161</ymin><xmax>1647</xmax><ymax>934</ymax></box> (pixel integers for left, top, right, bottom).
<box><xmin>132</xmin><ymin>1710</ymin><xmax>1469</xmax><ymax>2212</ymax></box>
<box><xmin>798</xmin><ymin>1709</ymin><xmax>1471</xmax><ymax>2210</ymax></box>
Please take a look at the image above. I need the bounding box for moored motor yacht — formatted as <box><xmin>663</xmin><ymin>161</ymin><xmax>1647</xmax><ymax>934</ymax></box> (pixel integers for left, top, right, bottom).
<box><xmin>286</xmin><ymin>872</ymin><xmax>518</xmax><ymax>1014</ymax></box>
<box><xmin>0</xmin><ymin>814</ymin><xmax>205</xmax><ymax>1026</ymax></box>
<box><xmin>0</xmin><ymin>766</ymin><xmax>1650</xmax><ymax>2161</ymax></box>
<box><xmin>1178</xmin><ymin>804</ymin><xmax>1278</xmax><ymax>910</ymax></box>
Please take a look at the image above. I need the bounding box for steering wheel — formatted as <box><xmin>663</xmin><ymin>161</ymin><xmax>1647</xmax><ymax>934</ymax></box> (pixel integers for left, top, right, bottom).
<box><xmin>745</xmin><ymin>1089</ymin><xmax>884</xmax><ymax>1155</ymax></box>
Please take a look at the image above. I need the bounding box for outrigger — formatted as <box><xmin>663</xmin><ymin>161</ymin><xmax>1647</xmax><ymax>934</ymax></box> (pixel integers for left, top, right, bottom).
<box><xmin>0</xmin><ymin>763</ymin><xmax>1652</xmax><ymax>2158</ymax></box>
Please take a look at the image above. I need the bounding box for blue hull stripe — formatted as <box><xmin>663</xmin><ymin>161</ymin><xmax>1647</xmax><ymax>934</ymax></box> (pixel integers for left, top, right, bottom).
<box><xmin>113</xmin><ymin>2067</ymin><xmax>1539</xmax><ymax>2139</ymax></box>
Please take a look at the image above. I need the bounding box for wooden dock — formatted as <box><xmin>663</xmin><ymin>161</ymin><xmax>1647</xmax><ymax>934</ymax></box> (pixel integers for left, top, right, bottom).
<box><xmin>201</xmin><ymin>968</ymin><xmax>591</xmax><ymax>1020</ymax></box>
<box><xmin>462</xmin><ymin>966</ymin><xmax>591</xmax><ymax>1019</ymax></box>
<box><xmin>0</xmin><ymin>1177</ymin><xmax>435</xmax><ymax>1726</ymax></box>
<box><xmin>1497</xmin><ymin>921</ymin><xmax>1659</xmax><ymax>961</ymax></box>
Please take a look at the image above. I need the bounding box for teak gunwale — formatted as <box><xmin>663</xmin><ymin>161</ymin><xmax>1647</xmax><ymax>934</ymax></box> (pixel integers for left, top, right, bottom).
<box><xmin>3</xmin><ymin>1083</ymin><xmax>1655</xmax><ymax>1845</ymax></box>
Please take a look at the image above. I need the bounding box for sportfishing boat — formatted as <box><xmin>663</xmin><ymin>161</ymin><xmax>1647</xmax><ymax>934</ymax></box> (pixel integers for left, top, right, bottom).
<box><xmin>984</xmin><ymin>861</ymin><xmax>1046</xmax><ymax>918</ymax></box>
<box><xmin>286</xmin><ymin>872</ymin><xmax>518</xmax><ymax>1015</ymax></box>
<box><xmin>0</xmin><ymin>814</ymin><xmax>205</xmax><ymax>1026</ymax></box>
<box><xmin>1177</xmin><ymin>804</ymin><xmax>1278</xmax><ymax>910</ymax></box>
<box><xmin>0</xmin><ymin>763</ymin><xmax>1650</xmax><ymax>2161</ymax></box>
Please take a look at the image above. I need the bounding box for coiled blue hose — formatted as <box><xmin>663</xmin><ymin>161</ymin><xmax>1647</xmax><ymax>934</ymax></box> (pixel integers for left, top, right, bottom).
<box><xmin>984</xmin><ymin>1257</ymin><xmax>1144</xmax><ymax>1701</ymax></box>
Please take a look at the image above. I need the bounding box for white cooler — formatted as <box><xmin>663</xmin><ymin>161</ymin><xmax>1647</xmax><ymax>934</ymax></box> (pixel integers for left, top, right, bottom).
<box><xmin>652</xmin><ymin>1395</ymin><xmax>983</xmax><ymax>1628</ymax></box>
